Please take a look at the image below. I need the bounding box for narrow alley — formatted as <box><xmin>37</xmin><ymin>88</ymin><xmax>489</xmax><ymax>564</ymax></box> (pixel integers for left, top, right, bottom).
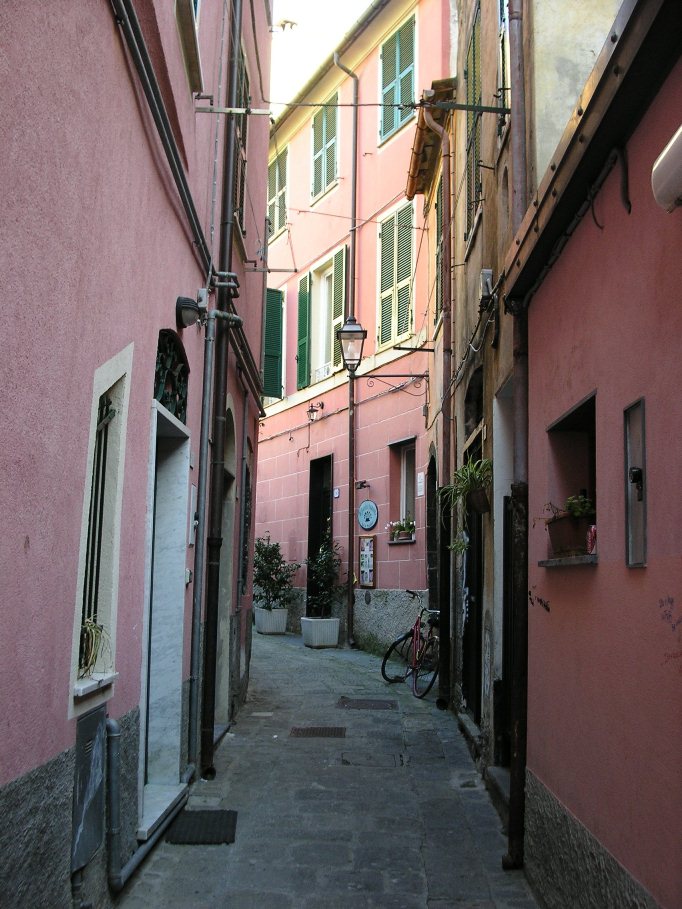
<box><xmin>117</xmin><ymin>632</ymin><xmax>539</xmax><ymax>908</ymax></box>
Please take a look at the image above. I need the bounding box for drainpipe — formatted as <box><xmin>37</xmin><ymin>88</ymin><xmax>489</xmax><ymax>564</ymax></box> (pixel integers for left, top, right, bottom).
<box><xmin>423</xmin><ymin>108</ymin><xmax>452</xmax><ymax>705</ymax></box>
<box><xmin>190</xmin><ymin>307</ymin><xmax>243</xmax><ymax>769</ymax></box>
<box><xmin>235</xmin><ymin>377</ymin><xmax>250</xmax><ymax>687</ymax></box>
<box><xmin>201</xmin><ymin>0</ymin><xmax>244</xmax><ymax>778</ymax></box>
<box><xmin>105</xmin><ymin>719</ymin><xmax>188</xmax><ymax>893</ymax></box>
<box><xmin>334</xmin><ymin>53</ymin><xmax>359</xmax><ymax>647</ymax></box>
<box><xmin>504</xmin><ymin>0</ymin><xmax>529</xmax><ymax>872</ymax></box>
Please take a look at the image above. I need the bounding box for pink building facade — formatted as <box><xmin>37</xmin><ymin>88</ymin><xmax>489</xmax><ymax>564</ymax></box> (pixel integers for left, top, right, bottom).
<box><xmin>0</xmin><ymin>2</ymin><xmax>271</xmax><ymax>906</ymax></box>
<box><xmin>505</xmin><ymin>4</ymin><xmax>682</xmax><ymax>906</ymax></box>
<box><xmin>257</xmin><ymin>0</ymin><xmax>450</xmax><ymax>645</ymax></box>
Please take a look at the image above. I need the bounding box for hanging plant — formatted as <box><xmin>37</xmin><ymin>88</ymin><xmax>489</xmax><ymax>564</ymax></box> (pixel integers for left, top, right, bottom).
<box><xmin>439</xmin><ymin>457</ymin><xmax>493</xmax><ymax>553</ymax></box>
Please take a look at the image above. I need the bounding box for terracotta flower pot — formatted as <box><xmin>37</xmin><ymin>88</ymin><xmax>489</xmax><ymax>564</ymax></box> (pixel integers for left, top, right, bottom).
<box><xmin>546</xmin><ymin>514</ymin><xmax>591</xmax><ymax>557</ymax></box>
<box><xmin>466</xmin><ymin>488</ymin><xmax>490</xmax><ymax>514</ymax></box>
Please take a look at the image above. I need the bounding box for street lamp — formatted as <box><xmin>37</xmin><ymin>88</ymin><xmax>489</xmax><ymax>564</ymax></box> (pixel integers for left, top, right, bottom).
<box><xmin>337</xmin><ymin>316</ymin><xmax>366</xmax><ymax>374</ymax></box>
<box><xmin>336</xmin><ymin>316</ymin><xmax>366</xmax><ymax>648</ymax></box>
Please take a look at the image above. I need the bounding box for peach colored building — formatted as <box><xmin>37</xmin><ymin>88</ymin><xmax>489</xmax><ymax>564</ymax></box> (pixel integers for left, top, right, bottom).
<box><xmin>504</xmin><ymin>3</ymin><xmax>682</xmax><ymax>906</ymax></box>
<box><xmin>257</xmin><ymin>0</ymin><xmax>451</xmax><ymax>645</ymax></box>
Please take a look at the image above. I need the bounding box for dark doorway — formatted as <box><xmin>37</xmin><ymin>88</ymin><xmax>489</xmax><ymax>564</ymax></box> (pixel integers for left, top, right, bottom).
<box><xmin>307</xmin><ymin>455</ymin><xmax>333</xmax><ymax>611</ymax></box>
<box><xmin>461</xmin><ymin>437</ymin><xmax>483</xmax><ymax>724</ymax></box>
<box><xmin>426</xmin><ymin>455</ymin><xmax>439</xmax><ymax>610</ymax></box>
<box><xmin>494</xmin><ymin>495</ymin><xmax>514</xmax><ymax>766</ymax></box>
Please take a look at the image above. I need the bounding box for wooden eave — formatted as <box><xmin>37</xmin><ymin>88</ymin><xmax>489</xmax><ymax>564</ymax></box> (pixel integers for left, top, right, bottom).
<box><xmin>504</xmin><ymin>0</ymin><xmax>682</xmax><ymax>309</ymax></box>
<box><xmin>406</xmin><ymin>79</ymin><xmax>456</xmax><ymax>200</ymax></box>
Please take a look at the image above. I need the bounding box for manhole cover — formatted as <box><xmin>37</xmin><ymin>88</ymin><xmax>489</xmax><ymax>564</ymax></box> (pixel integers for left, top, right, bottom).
<box><xmin>290</xmin><ymin>726</ymin><xmax>346</xmax><ymax>738</ymax></box>
<box><xmin>337</xmin><ymin>697</ymin><xmax>397</xmax><ymax>710</ymax></box>
<box><xmin>165</xmin><ymin>809</ymin><xmax>237</xmax><ymax>845</ymax></box>
<box><xmin>341</xmin><ymin>751</ymin><xmax>403</xmax><ymax>767</ymax></box>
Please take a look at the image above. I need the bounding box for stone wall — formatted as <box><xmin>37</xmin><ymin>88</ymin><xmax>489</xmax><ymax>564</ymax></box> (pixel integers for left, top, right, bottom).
<box><xmin>0</xmin><ymin>708</ymin><xmax>139</xmax><ymax>909</ymax></box>
<box><xmin>525</xmin><ymin>770</ymin><xmax>659</xmax><ymax>909</ymax></box>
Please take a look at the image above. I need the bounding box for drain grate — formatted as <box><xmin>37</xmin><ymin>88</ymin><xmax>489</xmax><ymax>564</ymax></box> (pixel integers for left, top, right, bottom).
<box><xmin>290</xmin><ymin>726</ymin><xmax>346</xmax><ymax>738</ymax></box>
<box><xmin>165</xmin><ymin>809</ymin><xmax>237</xmax><ymax>845</ymax></box>
<box><xmin>337</xmin><ymin>697</ymin><xmax>397</xmax><ymax>711</ymax></box>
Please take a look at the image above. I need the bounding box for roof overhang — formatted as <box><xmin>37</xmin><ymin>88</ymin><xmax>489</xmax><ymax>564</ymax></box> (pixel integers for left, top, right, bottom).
<box><xmin>405</xmin><ymin>79</ymin><xmax>456</xmax><ymax>200</ymax></box>
<box><xmin>504</xmin><ymin>0</ymin><xmax>682</xmax><ymax>309</ymax></box>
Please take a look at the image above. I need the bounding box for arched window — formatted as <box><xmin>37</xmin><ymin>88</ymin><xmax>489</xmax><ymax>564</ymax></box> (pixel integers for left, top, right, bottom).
<box><xmin>154</xmin><ymin>330</ymin><xmax>190</xmax><ymax>423</ymax></box>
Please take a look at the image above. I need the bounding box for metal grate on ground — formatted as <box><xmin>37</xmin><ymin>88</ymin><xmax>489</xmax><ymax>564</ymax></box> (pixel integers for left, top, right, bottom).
<box><xmin>289</xmin><ymin>726</ymin><xmax>346</xmax><ymax>738</ymax></box>
<box><xmin>336</xmin><ymin>696</ymin><xmax>397</xmax><ymax>710</ymax></box>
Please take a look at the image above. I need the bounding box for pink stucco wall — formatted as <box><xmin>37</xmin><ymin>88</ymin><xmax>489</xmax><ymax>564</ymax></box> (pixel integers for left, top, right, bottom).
<box><xmin>527</xmin><ymin>59</ymin><xmax>682</xmax><ymax>908</ymax></box>
<box><xmin>258</xmin><ymin>0</ymin><xmax>448</xmax><ymax>597</ymax></box>
<box><xmin>0</xmin><ymin>1</ymin><xmax>268</xmax><ymax>786</ymax></box>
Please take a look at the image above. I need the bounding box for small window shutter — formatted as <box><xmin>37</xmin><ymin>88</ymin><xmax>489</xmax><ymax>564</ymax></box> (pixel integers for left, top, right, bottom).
<box><xmin>267</xmin><ymin>159</ymin><xmax>276</xmax><ymax>236</ymax></box>
<box><xmin>379</xmin><ymin>215</ymin><xmax>395</xmax><ymax>345</ymax></box>
<box><xmin>397</xmin><ymin>17</ymin><xmax>415</xmax><ymax>128</ymax></box>
<box><xmin>277</xmin><ymin>148</ymin><xmax>287</xmax><ymax>232</ymax></box>
<box><xmin>325</xmin><ymin>99</ymin><xmax>337</xmax><ymax>186</ymax></box>
<box><xmin>297</xmin><ymin>275</ymin><xmax>311</xmax><ymax>389</ymax></box>
<box><xmin>312</xmin><ymin>109</ymin><xmax>324</xmax><ymax>197</ymax></box>
<box><xmin>396</xmin><ymin>203</ymin><xmax>412</xmax><ymax>337</ymax></box>
<box><xmin>263</xmin><ymin>289</ymin><xmax>283</xmax><ymax>398</ymax></box>
<box><xmin>332</xmin><ymin>247</ymin><xmax>346</xmax><ymax>367</ymax></box>
<box><xmin>381</xmin><ymin>33</ymin><xmax>398</xmax><ymax>138</ymax></box>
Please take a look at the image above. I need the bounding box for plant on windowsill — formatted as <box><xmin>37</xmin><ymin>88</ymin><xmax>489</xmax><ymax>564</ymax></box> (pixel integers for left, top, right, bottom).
<box><xmin>78</xmin><ymin>618</ymin><xmax>110</xmax><ymax>679</ymax></box>
<box><xmin>439</xmin><ymin>457</ymin><xmax>493</xmax><ymax>554</ymax></box>
<box><xmin>302</xmin><ymin>531</ymin><xmax>343</xmax><ymax>647</ymax></box>
<box><xmin>253</xmin><ymin>532</ymin><xmax>300</xmax><ymax>634</ymax></box>
<box><xmin>543</xmin><ymin>495</ymin><xmax>596</xmax><ymax>558</ymax></box>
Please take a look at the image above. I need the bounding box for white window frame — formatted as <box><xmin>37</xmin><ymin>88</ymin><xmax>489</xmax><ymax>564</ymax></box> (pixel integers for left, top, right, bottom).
<box><xmin>400</xmin><ymin>443</ymin><xmax>416</xmax><ymax>522</ymax></box>
<box><xmin>69</xmin><ymin>344</ymin><xmax>133</xmax><ymax>716</ymax></box>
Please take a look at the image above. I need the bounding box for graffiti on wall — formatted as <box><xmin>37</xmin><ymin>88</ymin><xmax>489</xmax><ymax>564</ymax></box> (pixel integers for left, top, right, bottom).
<box><xmin>659</xmin><ymin>595</ymin><xmax>682</xmax><ymax>674</ymax></box>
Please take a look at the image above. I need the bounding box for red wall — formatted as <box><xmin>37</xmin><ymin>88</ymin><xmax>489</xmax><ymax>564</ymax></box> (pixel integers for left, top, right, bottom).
<box><xmin>527</xmin><ymin>59</ymin><xmax>682</xmax><ymax>908</ymax></box>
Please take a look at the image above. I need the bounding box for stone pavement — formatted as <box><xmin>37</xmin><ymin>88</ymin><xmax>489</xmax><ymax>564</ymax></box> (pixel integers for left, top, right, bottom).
<box><xmin>117</xmin><ymin>632</ymin><xmax>540</xmax><ymax>908</ymax></box>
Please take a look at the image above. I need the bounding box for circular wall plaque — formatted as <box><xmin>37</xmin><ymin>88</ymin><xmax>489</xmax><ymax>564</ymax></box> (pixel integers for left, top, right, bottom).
<box><xmin>357</xmin><ymin>499</ymin><xmax>379</xmax><ymax>530</ymax></box>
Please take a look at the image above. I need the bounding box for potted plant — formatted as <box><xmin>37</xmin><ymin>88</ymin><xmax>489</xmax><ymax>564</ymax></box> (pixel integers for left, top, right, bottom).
<box><xmin>439</xmin><ymin>457</ymin><xmax>493</xmax><ymax>553</ymax></box>
<box><xmin>397</xmin><ymin>515</ymin><xmax>416</xmax><ymax>540</ymax></box>
<box><xmin>544</xmin><ymin>495</ymin><xmax>595</xmax><ymax>557</ymax></box>
<box><xmin>385</xmin><ymin>520</ymin><xmax>401</xmax><ymax>541</ymax></box>
<box><xmin>253</xmin><ymin>532</ymin><xmax>300</xmax><ymax>634</ymax></box>
<box><xmin>301</xmin><ymin>532</ymin><xmax>343</xmax><ymax>647</ymax></box>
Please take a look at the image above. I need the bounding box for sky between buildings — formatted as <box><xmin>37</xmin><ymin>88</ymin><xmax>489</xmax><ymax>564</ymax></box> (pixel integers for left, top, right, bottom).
<box><xmin>269</xmin><ymin>0</ymin><xmax>373</xmax><ymax>118</ymax></box>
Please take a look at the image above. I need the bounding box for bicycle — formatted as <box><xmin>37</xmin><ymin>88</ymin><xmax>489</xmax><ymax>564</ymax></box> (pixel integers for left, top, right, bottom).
<box><xmin>381</xmin><ymin>590</ymin><xmax>440</xmax><ymax>698</ymax></box>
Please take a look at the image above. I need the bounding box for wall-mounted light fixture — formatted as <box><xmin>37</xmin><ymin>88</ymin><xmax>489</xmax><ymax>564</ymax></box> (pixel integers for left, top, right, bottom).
<box><xmin>176</xmin><ymin>289</ymin><xmax>209</xmax><ymax>330</ymax></box>
<box><xmin>479</xmin><ymin>269</ymin><xmax>494</xmax><ymax>311</ymax></box>
<box><xmin>306</xmin><ymin>401</ymin><xmax>324</xmax><ymax>421</ymax></box>
<box><xmin>337</xmin><ymin>316</ymin><xmax>367</xmax><ymax>374</ymax></box>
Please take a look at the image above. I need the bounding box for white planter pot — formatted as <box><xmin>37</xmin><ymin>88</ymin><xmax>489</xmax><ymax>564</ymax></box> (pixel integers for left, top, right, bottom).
<box><xmin>254</xmin><ymin>606</ymin><xmax>288</xmax><ymax>635</ymax></box>
<box><xmin>300</xmin><ymin>616</ymin><xmax>340</xmax><ymax>648</ymax></box>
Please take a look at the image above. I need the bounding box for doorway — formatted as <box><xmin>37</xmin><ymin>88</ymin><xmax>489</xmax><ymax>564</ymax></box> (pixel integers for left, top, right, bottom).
<box><xmin>215</xmin><ymin>408</ymin><xmax>237</xmax><ymax>737</ymax></box>
<box><xmin>461</xmin><ymin>435</ymin><xmax>483</xmax><ymax>724</ymax></box>
<box><xmin>141</xmin><ymin>401</ymin><xmax>189</xmax><ymax>836</ymax></box>
<box><xmin>307</xmin><ymin>455</ymin><xmax>333</xmax><ymax>609</ymax></box>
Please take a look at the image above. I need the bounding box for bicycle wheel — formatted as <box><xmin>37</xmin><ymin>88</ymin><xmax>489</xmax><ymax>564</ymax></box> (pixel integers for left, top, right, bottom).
<box><xmin>381</xmin><ymin>632</ymin><xmax>412</xmax><ymax>683</ymax></box>
<box><xmin>413</xmin><ymin>637</ymin><xmax>439</xmax><ymax>698</ymax></box>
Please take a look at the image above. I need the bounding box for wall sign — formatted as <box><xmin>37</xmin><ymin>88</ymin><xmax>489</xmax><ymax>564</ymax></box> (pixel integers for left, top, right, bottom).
<box><xmin>359</xmin><ymin>535</ymin><xmax>375</xmax><ymax>588</ymax></box>
<box><xmin>357</xmin><ymin>499</ymin><xmax>378</xmax><ymax>530</ymax></box>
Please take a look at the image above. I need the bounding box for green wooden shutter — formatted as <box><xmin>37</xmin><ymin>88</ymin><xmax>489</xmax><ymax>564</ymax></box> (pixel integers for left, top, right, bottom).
<box><xmin>297</xmin><ymin>275</ymin><xmax>311</xmax><ymax>389</ymax></box>
<box><xmin>326</xmin><ymin>98</ymin><xmax>337</xmax><ymax>188</ymax></box>
<box><xmin>397</xmin><ymin>17</ymin><xmax>415</xmax><ymax>128</ymax></box>
<box><xmin>379</xmin><ymin>214</ymin><xmax>395</xmax><ymax>345</ymax></box>
<box><xmin>381</xmin><ymin>32</ymin><xmax>398</xmax><ymax>139</ymax></box>
<box><xmin>332</xmin><ymin>247</ymin><xmax>346</xmax><ymax>367</ymax></box>
<box><xmin>312</xmin><ymin>108</ymin><xmax>324</xmax><ymax>197</ymax></box>
<box><xmin>263</xmin><ymin>289</ymin><xmax>283</xmax><ymax>398</ymax></box>
<box><xmin>396</xmin><ymin>204</ymin><xmax>412</xmax><ymax>337</ymax></box>
<box><xmin>267</xmin><ymin>159</ymin><xmax>276</xmax><ymax>236</ymax></box>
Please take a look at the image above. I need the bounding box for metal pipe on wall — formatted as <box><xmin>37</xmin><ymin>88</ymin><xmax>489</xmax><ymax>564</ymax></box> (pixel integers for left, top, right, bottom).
<box><xmin>201</xmin><ymin>0</ymin><xmax>244</xmax><ymax>777</ymax></box>
<box><xmin>333</xmin><ymin>53</ymin><xmax>360</xmax><ymax>646</ymax></box>
<box><xmin>423</xmin><ymin>108</ymin><xmax>453</xmax><ymax>704</ymax></box>
<box><xmin>504</xmin><ymin>0</ymin><xmax>529</xmax><ymax>872</ymax></box>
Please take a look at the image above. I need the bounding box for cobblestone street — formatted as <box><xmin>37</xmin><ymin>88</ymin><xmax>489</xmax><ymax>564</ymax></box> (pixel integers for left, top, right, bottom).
<box><xmin>117</xmin><ymin>633</ymin><xmax>539</xmax><ymax>908</ymax></box>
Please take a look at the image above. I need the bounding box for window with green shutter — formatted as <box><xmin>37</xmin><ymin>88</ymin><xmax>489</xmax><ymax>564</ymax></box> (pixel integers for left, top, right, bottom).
<box><xmin>263</xmin><ymin>289</ymin><xmax>283</xmax><ymax>399</ymax></box>
<box><xmin>332</xmin><ymin>247</ymin><xmax>346</xmax><ymax>367</ymax></box>
<box><xmin>234</xmin><ymin>47</ymin><xmax>250</xmax><ymax>235</ymax></box>
<box><xmin>267</xmin><ymin>148</ymin><xmax>287</xmax><ymax>238</ymax></box>
<box><xmin>378</xmin><ymin>202</ymin><xmax>413</xmax><ymax>347</ymax></box>
<box><xmin>465</xmin><ymin>5</ymin><xmax>482</xmax><ymax>240</ymax></box>
<box><xmin>380</xmin><ymin>16</ymin><xmax>415</xmax><ymax>141</ymax></box>
<box><xmin>297</xmin><ymin>274</ymin><xmax>311</xmax><ymax>389</ymax></box>
<box><xmin>312</xmin><ymin>95</ymin><xmax>337</xmax><ymax>200</ymax></box>
<box><xmin>497</xmin><ymin>0</ymin><xmax>511</xmax><ymax>138</ymax></box>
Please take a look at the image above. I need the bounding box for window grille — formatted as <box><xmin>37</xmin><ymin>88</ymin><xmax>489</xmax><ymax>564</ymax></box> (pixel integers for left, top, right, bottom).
<box><xmin>80</xmin><ymin>393</ymin><xmax>115</xmax><ymax>670</ymax></box>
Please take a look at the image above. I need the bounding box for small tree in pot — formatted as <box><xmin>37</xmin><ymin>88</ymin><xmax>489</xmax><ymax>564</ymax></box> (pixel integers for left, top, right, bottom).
<box><xmin>253</xmin><ymin>533</ymin><xmax>300</xmax><ymax>633</ymax></box>
<box><xmin>302</xmin><ymin>532</ymin><xmax>344</xmax><ymax>647</ymax></box>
